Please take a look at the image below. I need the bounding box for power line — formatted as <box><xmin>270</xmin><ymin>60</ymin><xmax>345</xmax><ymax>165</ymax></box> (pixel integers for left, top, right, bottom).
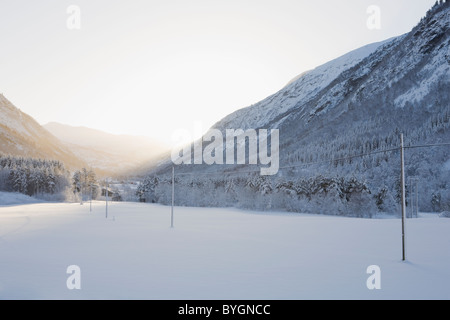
<box><xmin>404</xmin><ymin>142</ymin><xmax>450</xmax><ymax>150</ymax></box>
<box><xmin>278</xmin><ymin>147</ymin><xmax>401</xmax><ymax>170</ymax></box>
<box><xmin>175</xmin><ymin>168</ymin><xmax>259</xmax><ymax>177</ymax></box>
<box><xmin>159</xmin><ymin>142</ymin><xmax>449</xmax><ymax>178</ymax></box>
<box><xmin>173</xmin><ymin>147</ymin><xmax>401</xmax><ymax>177</ymax></box>
<box><xmin>165</xmin><ymin>137</ymin><xmax>449</xmax><ymax>260</ymax></box>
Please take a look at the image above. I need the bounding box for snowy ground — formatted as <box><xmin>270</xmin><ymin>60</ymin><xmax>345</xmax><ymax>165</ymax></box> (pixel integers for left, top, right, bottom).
<box><xmin>0</xmin><ymin>192</ymin><xmax>44</xmax><ymax>206</ymax></box>
<box><xmin>0</xmin><ymin>201</ymin><xmax>449</xmax><ymax>300</ymax></box>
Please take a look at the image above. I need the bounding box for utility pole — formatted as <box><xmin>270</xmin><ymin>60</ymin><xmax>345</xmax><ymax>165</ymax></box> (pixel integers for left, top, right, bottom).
<box><xmin>90</xmin><ymin>184</ymin><xmax>92</xmax><ymax>213</ymax></box>
<box><xmin>80</xmin><ymin>176</ymin><xmax>83</xmax><ymax>205</ymax></box>
<box><xmin>400</xmin><ymin>134</ymin><xmax>407</xmax><ymax>261</ymax></box>
<box><xmin>89</xmin><ymin>167</ymin><xmax>93</xmax><ymax>213</ymax></box>
<box><xmin>85</xmin><ymin>169</ymin><xmax>87</xmax><ymax>207</ymax></box>
<box><xmin>171</xmin><ymin>166</ymin><xmax>174</xmax><ymax>228</ymax></box>
<box><xmin>408</xmin><ymin>177</ymin><xmax>414</xmax><ymax>217</ymax></box>
<box><xmin>409</xmin><ymin>177</ymin><xmax>419</xmax><ymax>219</ymax></box>
<box><xmin>415</xmin><ymin>178</ymin><xmax>419</xmax><ymax>218</ymax></box>
<box><xmin>105</xmin><ymin>179</ymin><xmax>109</xmax><ymax>219</ymax></box>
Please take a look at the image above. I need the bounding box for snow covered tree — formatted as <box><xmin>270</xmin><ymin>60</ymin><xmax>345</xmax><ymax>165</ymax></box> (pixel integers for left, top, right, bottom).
<box><xmin>0</xmin><ymin>154</ymin><xmax>71</xmax><ymax>199</ymax></box>
<box><xmin>72</xmin><ymin>168</ymin><xmax>99</xmax><ymax>200</ymax></box>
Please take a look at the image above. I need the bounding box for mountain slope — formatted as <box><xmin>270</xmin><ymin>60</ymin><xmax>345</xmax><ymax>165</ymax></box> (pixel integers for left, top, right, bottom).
<box><xmin>216</xmin><ymin>38</ymin><xmax>393</xmax><ymax>131</ymax></box>
<box><xmin>215</xmin><ymin>4</ymin><xmax>449</xmax><ymax>135</ymax></box>
<box><xmin>268</xmin><ymin>3</ymin><xmax>449</xmax><ymax>164</ymax></box>
<box><xmin>44</xmin><ymin>122</ymin><xmax>167</xmax><ymax>175</ymax></box>
<box><xmin>0</xmin><ymin>94</ymin><xmax>86</xmax><ymax>169</ymax></box>
<box><xmin>145</xmin><ymin>3</ymin><xmax>450</xmax><ymax>214</ymax></box>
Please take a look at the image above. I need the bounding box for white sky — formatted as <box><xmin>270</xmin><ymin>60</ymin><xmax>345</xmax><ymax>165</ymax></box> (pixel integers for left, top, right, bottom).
<box><xmin>0</xmin><ymin>0</ymin><xmax>436</xmax><ymax>146</ymax></box>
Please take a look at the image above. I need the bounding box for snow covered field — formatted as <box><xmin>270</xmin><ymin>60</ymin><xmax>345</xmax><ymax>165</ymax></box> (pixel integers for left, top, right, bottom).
<box><xmin>0</xmin><ymin>201</ymin><xmax>449</xmax><ymax>300</ymax></box>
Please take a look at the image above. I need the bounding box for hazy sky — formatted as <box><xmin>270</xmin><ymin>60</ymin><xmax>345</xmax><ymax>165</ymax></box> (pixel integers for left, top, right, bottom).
<box><xmin>0</xmin><ymin>0</ymin><xmax>436</xmax><ymax>146</ymax></box>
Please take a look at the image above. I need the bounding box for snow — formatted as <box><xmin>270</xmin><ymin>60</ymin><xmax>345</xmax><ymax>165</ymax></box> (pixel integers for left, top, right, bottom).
<box><xmin>0</xmin><ymin>94</ymin><xmax>32</xmax><ymax>138</ymax></box>
<box><xmin>444</xmin><ymin>159</ymin><xmax>450</xmax><ymax>171</ymax></box>
<box><xmin>394</xmin><ymin>52</ymin><xmax>450</xmax><ymax>109</ymax></box>
<box><xmin>163</xmin><ymin>7</ymin><xmax>450</xmax><ymax>216</ymax></box>
<box><xmin>216</xmin><ymin>39</ymin><xmax>393</xmax><ymax>130</ymax></box>
<box><xmin>1</xmin><ymin>201</ymin><xmax>449</xmax><ymax>300</ymax></box>
<box><xmin>0</xmin><ymin>192</ymin><xmax>44</xmax><ymax>206</ymax></box>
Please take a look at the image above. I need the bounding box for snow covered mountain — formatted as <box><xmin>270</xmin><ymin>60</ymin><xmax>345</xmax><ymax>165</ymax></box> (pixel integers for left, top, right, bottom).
<box><xmin>0</xmin><ymin>94</ymin><xmax>86</xmax><ymax>169</ymax></box>
<box><xmin>216</xmin><ymin>38</ymin><xmax>393</xmax><ymax>131</ymax></box>
<box><xmin>144</xmin><ymin>3</ymin><xmax>450</xmax><ymax>215</ymax></box>
<box><xmin>211</xmin><ymin>3</ymin><xmax>449</xmax><ymax>145</ymax></box>
<box><xmin>44</xmin><ymin>122</ymin><xmax>167</xmax><ymax>175</ymax></box>
<box><xmin>0</xmin><ymin>94</ymin><xmax>166</xmax><ymax>176</ymax></box>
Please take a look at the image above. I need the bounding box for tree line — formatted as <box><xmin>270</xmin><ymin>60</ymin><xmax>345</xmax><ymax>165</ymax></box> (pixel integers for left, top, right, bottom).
<box><xmin>0</xmin><ymin>154</ymin><xmax>70</xmax><ymax>199</ymax></box>
<box><xmin>0</xmin><ymin>154</ymin><xmax>100</xmax><ymax>201</ymax></box>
